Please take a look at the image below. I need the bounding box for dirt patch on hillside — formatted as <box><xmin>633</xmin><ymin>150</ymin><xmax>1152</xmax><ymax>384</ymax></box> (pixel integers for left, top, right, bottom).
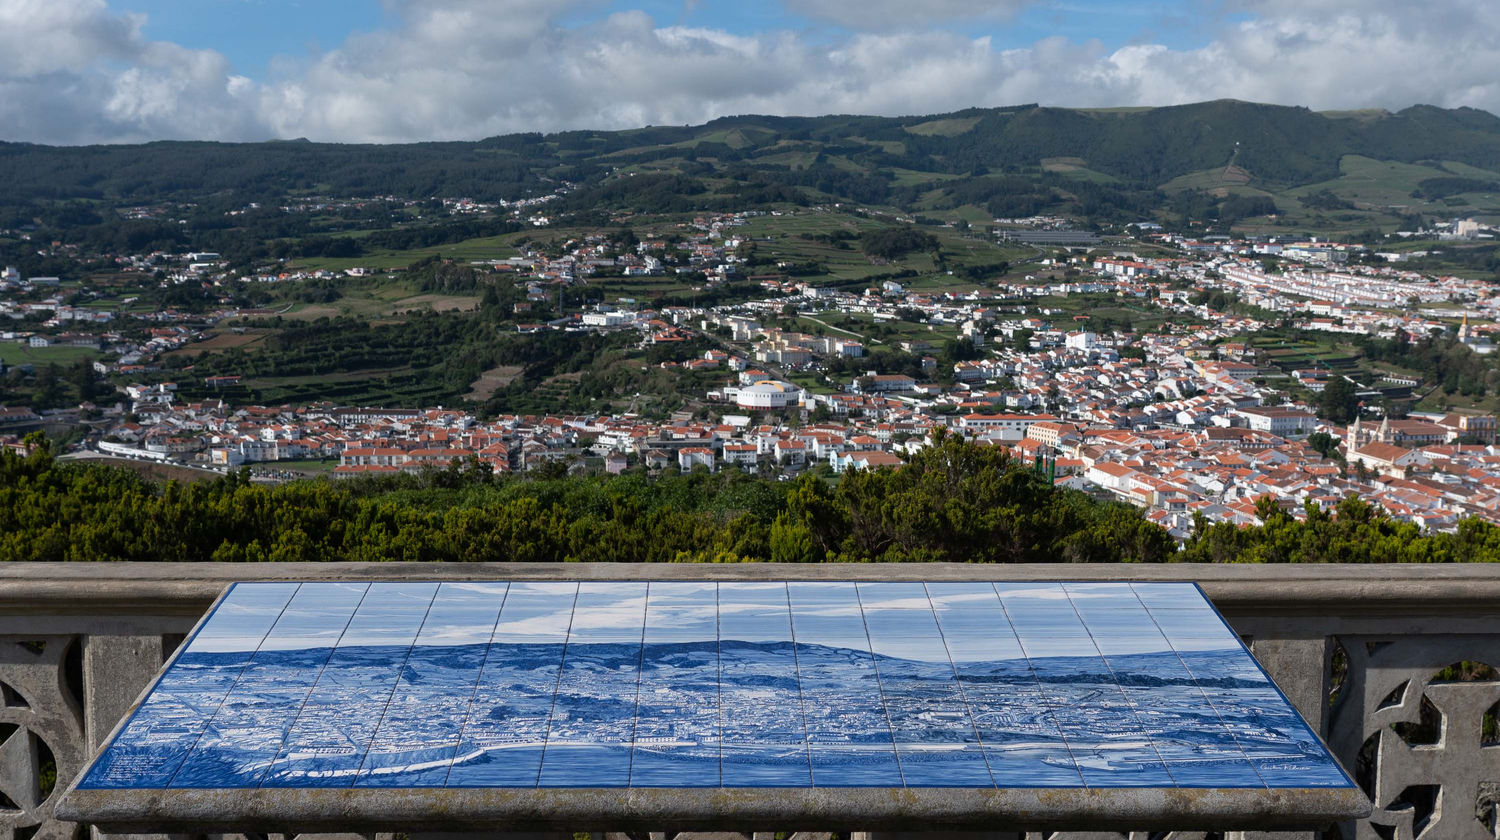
<box><xmin>166</xmin><ymin>330</ymin><xmax>272</xmax><ymax>357</ymax></box>
<box><xmin>1220</xmin><ymin>164</ymin><xmax>1253</xmax><ymax>184</ymax></box>
<box><xmin>466</xmin><ymin>365</ymin><xmax>525</xmax><ymax>401</ymax></box>
<box><xmin>387</xmin><ymin>294</ymin><xmax>481</xmax><ymax>315</ymax></box>
<box><xmin>1041</xmin><ymin>157</ymin><xmax>1088</xmax><ymax>172</ymax></box>
<box><xmin>87</xmin><ymin>456</ymin><xmax>221</xmax><ymax>484</ymax></box>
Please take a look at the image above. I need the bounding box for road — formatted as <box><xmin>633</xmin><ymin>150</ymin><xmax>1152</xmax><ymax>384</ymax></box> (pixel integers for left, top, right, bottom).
<box><xmin>799</xmin><ymin>315</ymin><xmax>877</xmax><ymax>344</ymax></box>
<box><xmin>60</xmin><ymin>449</ymin><xmax>283</xmax><ymax>483</ymax></box>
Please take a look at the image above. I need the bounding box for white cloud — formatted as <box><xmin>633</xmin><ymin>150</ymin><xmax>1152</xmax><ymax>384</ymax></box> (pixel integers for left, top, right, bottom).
<box><xmin>2</xmin><ymin>0</ymin><xmax>1500</xmax><ymax>145</ymax></box>
<box><xmin>0</xmin><ymin>0</ymin><xmax>267</xmax><ymax>143</ymax></box>
<box><xmin>784</xmin><ymin>0</ymin><xmax>1032</xmax><ymax>30</ymax></box>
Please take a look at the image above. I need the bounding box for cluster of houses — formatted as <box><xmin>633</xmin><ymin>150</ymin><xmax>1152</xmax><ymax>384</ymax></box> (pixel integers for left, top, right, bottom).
<box><xmin>48</xmin><ymin>371</ymin><xmax>1500</xmax><ymax>539</ymax></box>
<box><xmin>7</xmin><ymin>203</ymin><xmax>1500</xmax><ymax>539</ymax></box>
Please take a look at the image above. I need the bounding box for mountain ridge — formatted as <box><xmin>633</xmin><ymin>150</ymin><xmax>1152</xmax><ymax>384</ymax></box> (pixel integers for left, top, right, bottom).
<box><xmin>3</xmin><ymin>100</ymin><xmax>1499</xmax><ymax>226</ymax></box>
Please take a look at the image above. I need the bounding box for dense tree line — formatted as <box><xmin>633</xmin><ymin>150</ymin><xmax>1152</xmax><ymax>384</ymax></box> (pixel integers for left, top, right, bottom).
<box><xmin>1404</xmin><ymin>243</ymin><xmax>1500</xmax><ymax>283</ymax></box>
<box><xmin>1358</xmin><ymin>331</ymin><xmax>1500</xmax><ymax>400</ymax></box>
<box><xmin>1316</xmin><ymin>376</ymin><xmax>1361</xmax><ymax>424</ymax></box>
<box><xmin>1180</xmin><ymin>496</ymin><xmax>1500</xmax><ymax>563</ymax></box>
<box><xmin>1218</xmin><ymin>195</ymin><xmax>1280</xmax><ymax>224</ymax></box>
<box><xmin>3</xmin><ymin>432</ymin><xmax>1496</xmax><ymax>563</ymax></box>
<box><xmin>0</xmin><ymin>432</ymin><xmax>1162</xmax><ymax>562</ymax></box>
<box><xmin>860</xmin><ymin>226</ymin><xmax>940</xmax><ymax>260</ymax></box>
<box><xmin>1300</xmin><ymin>189</ymin><xmax>1356</xmax><ymax>211</ymax></box>
<box><xmin>0</xmin><ymin>140</ymin><xmax>541</xmax><ymax>204</ymax></box>
<box><xmin>1411</xmin><ymin>176</ymin><xmax>1500</xmax><ymax>199</ymax></box>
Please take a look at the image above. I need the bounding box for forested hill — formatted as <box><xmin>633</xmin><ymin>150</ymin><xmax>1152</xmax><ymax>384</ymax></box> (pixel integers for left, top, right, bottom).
<box><xmin>4</xmin><ymin>101</ymin><xmax>1500</xmax><ymax>209</ymax></box>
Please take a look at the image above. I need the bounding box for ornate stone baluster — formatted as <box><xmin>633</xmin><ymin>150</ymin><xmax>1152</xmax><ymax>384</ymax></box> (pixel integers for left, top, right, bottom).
<box><xmin>0</xmin><ymin>637</ymin><xmax>87</xmax><ymax>840</ymax></box>
<box><xmin>1327</xmin><ymin>636</ymin><xmax>1500</xmax><ymax>840</ymax></box>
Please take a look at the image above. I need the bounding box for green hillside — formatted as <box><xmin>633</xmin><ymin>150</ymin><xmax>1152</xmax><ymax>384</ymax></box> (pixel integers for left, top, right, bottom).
<box><xmin>4</xmin><ymin>100</ymin><xmax>1500</xmax><ymax>231</ymax></box>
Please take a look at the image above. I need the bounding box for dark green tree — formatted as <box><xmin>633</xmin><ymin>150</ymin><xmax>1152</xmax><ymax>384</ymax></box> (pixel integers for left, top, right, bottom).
<box><xmin>1316</xmin><ymin>376</ymin><xmax>1360</xmax><ymax>425</ymax></box>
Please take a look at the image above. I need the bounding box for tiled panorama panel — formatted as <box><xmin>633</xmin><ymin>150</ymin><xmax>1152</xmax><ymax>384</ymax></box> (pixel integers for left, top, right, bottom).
<box><xmin>717</xmin><ymin>582</ymin><xmax>812</xmax><ymax>787</ymax></box>
<box><xmin>171</xmin><ymin>582</ymin><xmax>371</xmax><ymax>788</ymax></box>
<box><xmin>79</xmin><ymin>582</ymin><xmax>301</xmax><ymax>789</ymax></box>
<box><xmin>263</xmin><ymin>582</ymin><xmax>440</xmax><ymax>787</ymax></box>
<box><xmin>357</xmin><ymin>582</ymin><xmax>511</xmax><ymax>787</ymax></box>
<box><xmin>925</xmin><ymin>582</ymin><xmax>1084</xmax><ymax>787</ymax></box>
<box><xmin>857</xmin><ymin>583</ymin><xmax>992</xmax><ymax>787</ymax></box>
<box><xmin>536</xmin><ymin>581</ymin><xmax>648</xmax><ymax>788</ymax></box>
<box><xmin>1063</xmin><ymin>582</ymin><xmax>1263</xmax><ymax>788</ymax></box>
<box><xmin>1129</xmin><ymin>583</ymin><xmax>1352</xmax><ymax>788</ymax></box>
<box><xmin>446</xmin><ymin>582</ymin><xmax>576</xmax><ymax>787</ymax></box>
<box><xmin>78</xmin><ymin>581</ymin><xmax>1354</xmax><ymax>792</ymax></box>
<box><xmin>630</xmin><ymin>582</ymin><xmax>722</xmax><ymax>787</ymax></box>
<box><xmin>787</xmin><ymin>581</ymin><xmax>903</xmax><ymax>787</ymax></box>
<box><xmin>996</xmin><ymin>582</ymin><xmax>1176</xmax><ymax>788</ymax></box>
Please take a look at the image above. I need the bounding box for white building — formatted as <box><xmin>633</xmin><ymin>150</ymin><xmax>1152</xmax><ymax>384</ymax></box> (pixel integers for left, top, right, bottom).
<box><xmin>730</xmin><ymin>380</ymin><xmax>804</xmax><ymax>410</ymax></box>
<box><xmin>721</xmin><ymin>443</ymin><xmax>759</xmax><ymax>470</ymax></box>
<box><xmin>958</xmin><ymin>413</ymin><xmax>1059</xmax><ymax>442</ymax></box>
<box><xmin>1232</xmin><ymin>406</ymin><xmax>1316</xmax><ymax>439</ymax></box>
<box><xmin>1085</xmin><ymin>461</ymin><xmax>1136</xmax><ymax>495</ymax></box>
<box><xmin>678</xmin><ymin>447</ymin><xmax>716</xmax><ymax>472</ymax></box>
<box><xmin>581</xmin><ymin>311</ymin><xmax>631</xmax><ymax>328</ymax></box>
<box><xmin>831</xmin><ymin>450</ymin><xmax>904</xmax><ymax>473</ymax></box>
<box><xmin>1064</xmin><ymin>331</ymin><xmax>1098</xmax><ymax>351</ymax></box>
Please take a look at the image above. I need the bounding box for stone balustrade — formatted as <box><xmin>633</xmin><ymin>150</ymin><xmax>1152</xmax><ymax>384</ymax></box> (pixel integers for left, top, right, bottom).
<box><xmin>2</xmin><ymin>563</ymin><xmax>1497</xmax><ymax>840</ymax></box>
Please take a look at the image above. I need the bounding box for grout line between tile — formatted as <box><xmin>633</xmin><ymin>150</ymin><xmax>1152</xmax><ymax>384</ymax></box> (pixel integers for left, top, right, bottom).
<box><xmin>780</xmin><ymin>581</ymin><xmax>816</xmax><ymax>789</ymax></box>
<box><xmin>922</xmin><ymin>583</ymin><xmax>998</xmax><ymax>788</ymax></box>
<box><xmin>435</xmin><ymin>582</ymin><xmax>513</xmax><ymax>788</ymax></box>
<box><xmin>989</xmin><ymin>583</ymin><xmax>1087</xmax><ymax>789</ymax></box>
<box><xmin>157</xmin><ymin>582</ymin><xmax>303</xmax><ymax>790</ymax></box>
<box><xmin>1127</xmin><ymin>582</ymin><xmax>1270</xmax><ymax>790</ymax></box>
<box><xmin>625</xmin><ymin>582</ymin><xmax>651</xmax><ymax>787</ymax></box>
<box><xmin>342</xmin><ymin>583</ymin><xmax>442</xmax><ymax>786</ymax></box>
<box><xmin>1057</xmin><ymin>583</ymin><xmax>1179</xmax><ymax>788</ymax></box>
<box><xmin>714</xmin><ymin>582</ymin><xmax>723</xmax><ymax>788</ymax></box>
<box><xmin>851</xmin><ymin>582</ymin><xmax>905</xmax><ymax>788</ymax></box>
<box><xmin>532</xmin><ymin>582</ymin><xmax>583</xmax><ymax>787</ymax></box>
<box><xmin>249</xmin><ymin>583</ymin><xmax>374</xmax><ymax>789</ymax></box>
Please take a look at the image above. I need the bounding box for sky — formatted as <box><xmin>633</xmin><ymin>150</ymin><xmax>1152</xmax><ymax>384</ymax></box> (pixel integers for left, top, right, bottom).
<box><xmin>2</xmin><ymin>0</ymin><xmax>1498</xmax><ymax>145</ymax></box>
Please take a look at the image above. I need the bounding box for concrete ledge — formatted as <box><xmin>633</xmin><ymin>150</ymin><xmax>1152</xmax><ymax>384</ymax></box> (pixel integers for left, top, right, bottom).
<box><xmin>56</xmin><ymin>785</ymin><xmax>1371</xmax><ymax>835</ymax></box>
<box><xmin>5</xmin><ymin>562</ymin><xmax>1500</xmax><ymax>619</ymax></box>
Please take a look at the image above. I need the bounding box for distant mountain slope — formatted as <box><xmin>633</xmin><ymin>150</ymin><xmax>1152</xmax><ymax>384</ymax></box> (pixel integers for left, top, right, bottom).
<box><xmin>3</xmin><ymin>100</ymin><xmax>1499</xmax><ymax>217</ymax></box>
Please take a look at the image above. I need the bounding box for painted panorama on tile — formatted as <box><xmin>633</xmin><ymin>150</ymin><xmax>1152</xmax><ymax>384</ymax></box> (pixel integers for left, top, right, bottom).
<box><xmin>78</xmin><ymin>581</ymin><xmax>1354</xmax><ymax>791</ymax></box>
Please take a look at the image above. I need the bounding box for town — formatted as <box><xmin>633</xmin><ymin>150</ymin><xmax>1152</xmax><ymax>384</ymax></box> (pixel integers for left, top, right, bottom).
<box><xmin>3</xmin><ymin>206</ymin><xmax>1499</xmax><ymax>541</ymax></box>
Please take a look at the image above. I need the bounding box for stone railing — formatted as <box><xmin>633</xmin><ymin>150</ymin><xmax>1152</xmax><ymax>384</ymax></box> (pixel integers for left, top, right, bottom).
<box><xmin>2</xmin><ymin>563</ymin><xmax>1497</xmax><ymax>840</ymax></box>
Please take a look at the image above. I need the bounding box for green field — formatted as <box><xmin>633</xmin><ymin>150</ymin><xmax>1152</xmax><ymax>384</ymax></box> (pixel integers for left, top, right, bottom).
<box><xmin>0</xmin><ymin>343</ymin><xmax>102</xmax><ymax>365</ymax></box>
<box><xmin>788</xmin><ymin>372</ymin><xmax>838</xmax><ymax>395</ymax></box>
<box><xmin>904</xmin><ymin>117</ymin><xmax>982</xmax><ymax>137</ymax></box>
<box><xmin>1288</xmin><ymin>156</ymin><xmax>1452</xmax><ymax>210</ymax></box>
<box><xmin>1160</xmin><ymin>164</ymin><xmax>1265</xmax><ymax>195</ymax></box>
<box><xmin>1041</xmin><ymin>157</ymin><xmax>1123</xmax><ymax>185</ymax></box>
<box><xmin>282</xmin><ymin>292</ymin><xmax>481</xmax><ymax>321</ymax></box>
<box><xmin>887</xmin><ymin>166</ymin><xmax>959</xmax><ymax>187</ymax></box>
<box><xmin>739</xmin><ymin>211</ymin><xmax>1028</xmax><ymax>286</ymax></box>
<box><xmin>289</xmin><ymin>232</ymin><xmax>522</xmax><ymax>272</ymax></box>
